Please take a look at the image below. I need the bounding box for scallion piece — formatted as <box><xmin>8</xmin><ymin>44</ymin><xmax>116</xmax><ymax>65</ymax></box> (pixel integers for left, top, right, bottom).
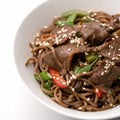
<box><xmin>43</xmin><ymin>80</ymin><xmax>52</xmax><ymax>90</ymax></box>
<box><xmin>118</xmin><ymin>75</ymin><xmax>120</xmax><ymax>80</ymax></box>
<box><xmin>74</xmin><ymin>66</ymin><xmax>82</xmax><ymax>74</ymax></box>
<box><xmin>39</xmin><ymin>71</ymin><xmax>52</xmax><ymax>81</ymax></box>
<box><xmin>75</xmin><ymin>56</ymin><xmax>99</xmax><ymax>74</ymax></box>
<box><xmin>62</xmin><ymin>10</ymin><xmax>89</xmax><ymax>18</ymax></box>
<box><xmin>34</xmin><ymin>74</ymin><xmax>41</xmax><ymax>82</ymax></box>
<box><xmin>86</xmin><ymin>54</ymin><xmax>98</xmax><ymax>64</ymax></box>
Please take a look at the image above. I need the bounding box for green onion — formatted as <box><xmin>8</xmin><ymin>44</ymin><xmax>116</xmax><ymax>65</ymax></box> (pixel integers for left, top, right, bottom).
<box><xmin>56</xmin><ymin>13</ymin><xmax>77</xmax><ymax>27</ymax></box>
<box><xmin>75</xmin><ymin>56</ymin><xmax>99</xmax><ymax>74</ymax></box>
<box><xmin>118</xmin><ymin>75</ymin><xmax>120</xmax><ymax>80</ymax></box>
<box><xmin>40</xmin><ymin>85</ymin><xmax>52</xmax><ymax>96</ymax></box>
<box><xmin>62</xmin><ymin>10</ymin><xmax>89</xmax><ymax>18</ymax></box>
<box><xmin>56</xmin><ymin>10</ymin><xmax>89</xmax><ymax>27</ymax></box>
<box><xmin>43</xmin><ymin>80</ymin><xmax>52</xmax><ymax>90</ymax></box>
<box><xmin>39</xmin><ymin>71</ymin><xmax>52</xmax><ymax>82</ymax></box>
<box><xmin>74</xmin><ymin>66</ymin><xmax>82</xmax><ymax>74</ymax></box>
<box><xmin>34</xmin><ymin>74</ymin><xmax>41</xmax><ymax>82</ymax></box>
<box><xmin>66</xmin><ymin>13</ymin><xmax>77</xmax><ymax>26</ymax></box>
<box><xmin>86</xmin><ymin>54</ymin><xmax>98</xmax><ymax>64</ymax></box>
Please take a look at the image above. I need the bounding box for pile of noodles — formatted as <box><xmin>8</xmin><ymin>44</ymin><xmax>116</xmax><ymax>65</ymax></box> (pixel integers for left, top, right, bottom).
<box><xmin>25</xmin><ymin>11</ymin><xmax>120</xmax><ymax>112</ymax></box>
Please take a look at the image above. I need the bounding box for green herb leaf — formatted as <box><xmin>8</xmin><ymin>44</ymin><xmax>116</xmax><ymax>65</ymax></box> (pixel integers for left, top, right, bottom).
<box><xmin>56</xmin><ymin>10</ymin><xmax>89</xmax><ymax>27</ymax></box>
<box><xmin>76</xmin><ymin>56</ymin><xmax>99</xmax><ymax>74</ymax></box>
<box><xmin>39</xmin><ymin>71</ymin><xmax>52</xmax><ymax>82</ymax></box>
<box><xmin>34</xmin><ymin>74</ymin><xmax>41</xmax><ymax>82</ymax></box>
<box><xmin>118</xmin><ymin>75</ymin><xmax>120</xmax><ymax>80</ymax></box>
<box><xmin>43</xmin><ymin>80</ymin><xmax>52</xmax><ymax>90</ymax></box>
<box><xmin>62</xmin><ymin>10</ymin><xmax>89</xmax><ymax>18</ymax></box>
<box><xmin>66</xmin><ymin>13</ymin><xmax>77</xmax><ymax>26</ymax></box>
<box><xmin>86</xmin><ymin>54</ymin><xmax>98</xmax><ymax>64</ymax></box>
<box><xmin>74</xmin><ymin>66</ymin><xmax>82</xmax><ymax>74</ymax></box>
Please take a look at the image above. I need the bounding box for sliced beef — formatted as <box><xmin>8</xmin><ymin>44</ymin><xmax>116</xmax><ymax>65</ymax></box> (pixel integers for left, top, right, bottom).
<box><xmin>80</xmin><ymin>22</ymin><xmax>109</xmax><ymax>46</ymax></box>
<box><xmin>51</xmin><ymin>25</ymin><xmax>77</xmax><ymax>45</ymax></box>
<box><xmin>100</xmin><ymin>30</ymin><xmax>120</xmax><ymax>63</ymax></box>
<box><xmin>89</xmin><ymin>60</ymin><xmax>120</xmax><ymax>88</ymax></box>
<box><xmin>90</xmin><ymin>11</ymin><xmax>120</xmax><ymax>32</ymax></box>
<box><xmin>40</xmin><ymin>43</ymin><xmax>92</xmax><ymax>73</ymax></box>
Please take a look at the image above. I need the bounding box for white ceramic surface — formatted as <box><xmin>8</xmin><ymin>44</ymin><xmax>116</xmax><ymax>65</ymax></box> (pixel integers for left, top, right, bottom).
<box><xmin>14</xmin><ymin>0</ymin><xmax>120</xmax><ymax>119</ymax></box>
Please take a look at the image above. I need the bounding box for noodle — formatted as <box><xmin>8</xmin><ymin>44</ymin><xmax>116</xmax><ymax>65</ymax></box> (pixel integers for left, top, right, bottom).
<box><xmin>25</xmin><ymin>10</ymin><xmax>120</xmax><ymax>112</ymax></box>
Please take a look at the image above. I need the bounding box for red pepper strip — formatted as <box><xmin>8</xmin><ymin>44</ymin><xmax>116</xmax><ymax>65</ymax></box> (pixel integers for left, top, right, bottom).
<box><xmin>49</xmin><ymin>68</ymin><xmax>67</xmax><ymax>89</ymax></box>
<box><xmin>95</xmin><ymin>87</ymin><xmax>104</xmax><ymax>98</ymax></box>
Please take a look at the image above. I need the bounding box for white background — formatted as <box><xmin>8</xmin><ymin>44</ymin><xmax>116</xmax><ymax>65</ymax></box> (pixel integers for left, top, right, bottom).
<box><xmin>0</xmin><ymin>0</ymin><xmax>120</xmax><ymax>120</ymax></box>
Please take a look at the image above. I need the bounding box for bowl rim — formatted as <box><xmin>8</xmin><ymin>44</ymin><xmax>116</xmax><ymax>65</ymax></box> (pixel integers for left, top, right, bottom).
<box><xmin>14</xmin><ymin>0</ymin><xmax>120</xmax><ymax>119</ymax></box>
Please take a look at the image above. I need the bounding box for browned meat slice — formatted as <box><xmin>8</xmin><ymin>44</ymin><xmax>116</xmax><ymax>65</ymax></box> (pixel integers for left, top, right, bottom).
<box><xmin>80</xmin><ymin>22</ymin><xmax>109</xmax><ymax>46</ymax></box>
<box><xmin>51</xmin><ymin>25</ymin><xmax>78</xmax><ymax>45</ymax></box>
<box><xmin>90</xmin><ymin>11</ymin><xmax>120</xmax><ymax>32</ymax></box>
<box><xmin>41</xmin><ymin>44</ymin><xmax>91</xmax><ymax>72</ymax></box>
<box><xmin>89</xmin><ymin>60</ymin><xmax>120</xmax><ymax>88</ymax></box>
<box><xmin>100</xmin><ymin>30</ymin><xmax>120</xmax><ymax>63</ymax></box>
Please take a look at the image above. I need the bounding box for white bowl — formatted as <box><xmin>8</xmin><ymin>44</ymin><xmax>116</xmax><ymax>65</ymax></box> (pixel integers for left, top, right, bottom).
<box><xmin>14</xmin><ymin>0</ymin><xmax>120</xmax><ymax>119</ymax></box>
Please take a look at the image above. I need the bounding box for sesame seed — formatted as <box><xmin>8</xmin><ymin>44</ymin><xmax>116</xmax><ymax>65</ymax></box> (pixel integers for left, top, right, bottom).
<box><xmin>81</xmin><ymin>43</ymin><xmax>84</xmax><ymax>45</ymax></box>
<box><xmin>84</xmin><ymin>62</ymin><xmax>88</xmax><ymax>65</ymax></box>
<box><xmin>108</xmin><ymin>52</ymin><xmax>111</xmax><ymax>56</ymax></box>
<box><xmin>91</xmin><ymin>12</ymin><xmax>97</xmax><ymax>17</ymax></box>
<box><xmin>82</xmin><ymin>87</ymin><xmax>86</xmax><ymax>90</ymax></box>
<box><xmin>82</xmin><ymin>25</ymin><xmax>86</xmax><ymax>28</ymax></box>
<box><xmin>109</xmin><ymin>26</ymin><xmax>113</xmax><ymax>30</ymax></box>
<box><xmin>109</xmin><ymin>45</ymin><xmax>113</xmax><ymax>49</ymax></box>
<box><xmin>71</xmin><ymin>87</ymin><xmax>75</xmax><ymax>91</ymax></box>
<box><xmin>71</xmin><ymin>74</ymin><xmax>76</xmax><ymax>79</ymax></box>
<box><xmin>113</xmin><ymin>19</ymin><xmax>117</xmax><ymax>22</ymax></box>
<box><xmin>111</xmin><ymin>37</ymin><xmax>115</xmax><ymax>40</ymax></box>
<box><xmin>117</xmin><ymin>54</ymin><xmax>120</xmax><ymax>57</ymax></box>
<box><xmin>100</xmin><ymin>23</ymin><xmax>107</xmax><ymax>27</ymax></box>
<box><xmin>35</xmin><ymin>41</ymin><xmax>39</xmax><ymax>44</ymax></box>
<box><xmin>115</xmin><ymin>57</ymin><xmax>119</xmax><ymax>60</ymax></box>
<box><xmin>104</xmin><ymin>70</ymin><xmax>107</xmax><ymax>73</ymax></box>
<box><xmin>110</xmin><ymin>104</ymin><xmax>113</xmax><ymax>107</ymax></box>
<box><xmin>99</xmin><ymin>55</ymin><xmax>102</xmax><ymax>57</ymax></box>
<box><xmin>87</xmin><ymin>98</ymin><xmax>90</xmax><ymax>101</ymax></box>
<box><xmin>118</xmin><ymin>48</ymin><xmax>120</xmax><ymax>51</ymax></box>
<box><xmin>61</xmin><ymin>27</ymin><xmax>65</xmax><ymax>31</ymax></box>
<box><xmin>44</xmin><ymin>26</ymin><xmax>48</xmax><ymax>28</ymax></box>
<box><xmin>113</xmin><ymin>105</ymin><xmax>115</xmax><ymax>107</ymax></box>
<box><xmin>57</xmin><ymin>31</ymin><xmax>62</xmax><ymax>34</ymax></box>
<box><xmin>68</xmin><ymin>48</ymin><xmax>71</xmax><ymax>51</ymax></box>
<box><xmin>62</xmin><ymin>34</ymin><xmax>68</xmax><ymax>38</ymax></box>
<box><xmin>115</xmin><ymin>35</ymin><xmax>119</xmax><ymax>38</ymax></box>
<box><xmin>95</xmin><ymin>20</ymin><xmax>99</xmax><ymax>23</ymax></box>
<box><xmin>71</xmin><ymin>31</ymin><xmax>76</xmax><ymax>34</ymax></box>
<box><xmin>85</xmin><ymin>52</ymin><xmax>88</xmax><ymax>55</ymax></box>
<box><xmin>62</xmin><ymin>82</ymin><xmax>66</xmax><ymax>85</ymax></box>
<box><xmin>83</xmin><ymin>72</ymin><xmax>87</xmax><ymax>74</ymax></box>
<box><xmin>101</xmin><ymin>72</ymin><xmax>104</xmax><ymax>76</ymax></box>
<box><xmin>111</xmin><ymin>62</ymin><xmax>115</xmax><ymax>66</ymax></box>
<box><xmin>112</xmin><ymin>57</ymin><xmax>115</xmax><ymax>60</ymax></box>
<box><xmin>84</xmin><ymin>82</ymin><xmax>87</xmax><ymax>86</ymax></box>
<box><xmin>63</xmin><ymin>29</ymin><xmax>68</xmax><ymax>32</ymax></box>
<box><xmin>78</xmin><ymin>107</ymin><xmax>83</xmax><ymax>110</ymax></box>
<box><xmin>56</xmin><ymin>77</ymin><xmax>59</xmax><ymax>80</ymax></box>
<box><xmin>68</xmin><ymin>80</ymin><xmax>71</xmax><ymax>84</ymax></box>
